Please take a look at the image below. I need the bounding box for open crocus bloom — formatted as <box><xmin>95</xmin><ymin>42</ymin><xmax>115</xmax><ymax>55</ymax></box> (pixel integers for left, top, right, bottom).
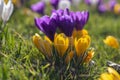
<box><xmin>32</xmin><ymin>33</ymin><xmax>52</xmax><ymax>58</ymax></box>
<box><xmin>54</xmin><ymin>33</ymin><xmax>69</xmax><ymax>57</ymax></box>
<box><xmin>75</xmin><ymin>35</ymin><xmax>91</xmax><ymax>57</ymax></box>
<box><xmin>103</xmin><ymin>36</ymin><xmax>119</xmax><ymax>49</ymax></box>
<box><xmin>99</xmin><ymin>67</ymin><xmax>120</xmax><ymax>80</ymax></box>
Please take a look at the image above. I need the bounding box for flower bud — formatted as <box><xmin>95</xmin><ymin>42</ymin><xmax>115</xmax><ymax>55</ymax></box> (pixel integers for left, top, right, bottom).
<box><xmin>54</xmin><ymin>33</ymin><xmax>69</xmax><ymax>57</ymax></box>
<box><xmin>75</xmin><ymin>35</ymin><xmax>91</xmax><ymax>57</ymax></box>
<box><xmin>2</xmin><ymin>0</ymin><xmax>14</xmax><ymax>22</ymax></box>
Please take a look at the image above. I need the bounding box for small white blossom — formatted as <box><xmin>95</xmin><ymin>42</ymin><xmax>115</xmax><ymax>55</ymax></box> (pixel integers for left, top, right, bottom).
<box><xmin>58</xmin><ymin>0</ymin><xmax>71</xmax><ymax>10</ymax></box>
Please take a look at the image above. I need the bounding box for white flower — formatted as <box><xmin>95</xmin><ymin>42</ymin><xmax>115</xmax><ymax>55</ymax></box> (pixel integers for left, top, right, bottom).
<box><xmin>0</xmin><ymin>0</ymin><xmax>4</xmax><ymax>18</ymax></box>
<box><xmin>58</xmin><ymin>0</ymin><xmax>71</xmax><ymax>10</ymax></box>
<box><xmin>72</xmin><ymin>0</ymin><xmax>81</xmax><ymax>7</ymax></box>
<box><xmin>2</xmin><ymin>0</ymin><xmax>14</xmax><ymax>22</ymax></box>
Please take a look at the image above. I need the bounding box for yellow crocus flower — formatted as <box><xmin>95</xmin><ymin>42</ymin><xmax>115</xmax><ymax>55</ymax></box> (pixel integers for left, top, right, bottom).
<box><xmin>103</xmin><ymin>36</ymin><xmax>119</xmax><ymax>49</ymax></box>
<box><xmin>98</xmin><ymin>67</ymin><xmax>120</xmax><ymax>80</ymax></box>
<box><xmin>54</xmin><ymin>33</ymin><xmax>69</xmax><ymax>57</ymax></box>
<box><xmin>75</xmin><ymin>35</ymin><xmax>91</xmax><ymax>57</ymax></box>
<box><xmin>113</xmin><ymin>4</ymin><xmax>120</xmax><ymax>15</ymax></box>
<box><xmin>84</xmin><ymin>49</ymin><xmax>94</xmax><ymax>63</ymax></box>
<box><xmin>108</xmin><ymin>67</ymin><xmax>120</xmax><ymax>80</ymax></box>
<box><xmin>32</xmin><ymin>33</ymin><xmax>52</xmax><ymax>58</ymax></box>
<box><xmin>72</xmin><ymin>29</ymin><xmax>88</xmax><ymax>39</ymax></box>
<box><xmin>65</xmin><ymin>51</ymin><xmax>74</xmax><ymax>64</ymax></box>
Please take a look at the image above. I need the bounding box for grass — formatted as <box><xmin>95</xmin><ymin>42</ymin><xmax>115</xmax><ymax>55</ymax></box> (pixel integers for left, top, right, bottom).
<box><xmin>0</xmin><ymin>1</ymin><xmax>120</xmax><ymax>80</ymax></box>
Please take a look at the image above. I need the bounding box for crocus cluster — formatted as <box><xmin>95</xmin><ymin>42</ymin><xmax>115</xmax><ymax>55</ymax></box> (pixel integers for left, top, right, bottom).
<box><xmin>33</xmin><ymin>8</ymin><xmax>94</xmax><ymax>70</ymax></box>
<box><xmin>99</xmin><ymin>67</ymin><xmax>120</xmax><ymax>80</ymax></box>
<box><xmin>0</xmin><ymin>0</ymin><xmax>14</xmax><ymax>23</ymax></box>
<box><xmin>85</xmin><ymin>0</ymin><xmax>120</xmax><ymax>15</ymax></box>
<box><xmin>98</xmin><ymin>0</ymin><xmax>120</xmax><ymax>15</ymax></box>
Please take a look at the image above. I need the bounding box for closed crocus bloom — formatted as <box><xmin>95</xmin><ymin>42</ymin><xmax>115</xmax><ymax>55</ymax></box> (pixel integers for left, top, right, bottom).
<box><xmin>84</xmin><ymin>49</ymin><xmax>94</xmax><ymax>63</ymax></box>
<box><xmin>99</xmin><ymin>67</ymin><xmax>120</xmax><ymax>80</ymax></box>
<box><xmin>54</xmin><ymin>33</ymin><xmax>69</xmax><ymax>57</ymax></box>
<box><xmin>56</xmin><ymin>8</ymin><xmax>74</xmax><ymax>37</ymax></box>
<box><xmin>65</xmin><ymin>51</ymin><xmax>74</xmax><ymax>64</ymax></box>
<box><xmin>2</xmin><ymin>0</ymin><xmax>14</xmax><ymax>22</ymax></box>
<box><xmin>75</xmin><ymin>11</ymin><xmax>89</xmax><ymax>30</ymax></box>
<box><xmin>75</xmin><ymin>35</ymin><xmax>91</xmax><ymax>57</ymax></box>
<box><xmin>34</xmin><ymin>15</ymin><xmax>57</xmax><ymax>41</ymax></box>
<box><xmin>32</xmin><ymin>33</ymin><xmax>52</xmax><ymax>58</ymax></box>
<box><xmin>103</xmin><ymin>36</ymin><xmax>119</xmax><ymax>49</ymax></box>
<box><xmin>31</xmin><ymin>1</ymin><xmax>46</xmax><ymax>15</ymax></box>
<box><xmin>58</xmin><ymin>0</ymin><xmax>71</xmax><ymax>10</ymax></box>
<box><xmin>50</xmin><ymin>0</ymin><xmax>59</xmax><ymax>9</ymax></box>
<box><xmin>0</xmin><ymin>0</ymin><xmax>4</xmax><ymax>18</ymax></box>
<box><xmin>113</xmin><ymin>4</ymin><xmax>120</xmax><ymax>15</ymax></box>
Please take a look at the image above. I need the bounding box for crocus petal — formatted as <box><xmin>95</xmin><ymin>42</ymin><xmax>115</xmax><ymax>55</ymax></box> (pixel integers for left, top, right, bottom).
<box><xmin>34</xmin><ymin>16</ymin><xmax>57</xmax><ymax>41</ymax></box>
<box><xmin>31</xmin><ymin>1</ymin><xmax>46</xmax><ymax>15</ymax></box>
<box><xmin>2</xmin><ymin>0</ymin><xmax>14</xmax><ymax>22</ymax></box>
<box><xmin>32</xmin><ymin>33</ymin><xmax>52</xmax><ymax>58</ymax></box>
<box><xmin>50</xmin><ymin>0</ymin><xmax>59</xmax><ymax>9</ymax></box>
<box><xmin>75</xmin><ymin>11</ymin><xmax>89</xmax><ymax>30</ymax></box>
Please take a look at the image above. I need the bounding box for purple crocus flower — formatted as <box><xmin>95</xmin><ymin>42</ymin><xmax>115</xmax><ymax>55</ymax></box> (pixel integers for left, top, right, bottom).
<box><xmin>75</xmin><ymin>11</ymin><xmax>89</xmax><ymax>30</ymax></box>
<box><xmin>108</xmin><ymin>0</ymin><xmax>117</xmax><ymax>11</ymax></box>
<box><xmin>31</xmin><ymin>1</ymin><xmax>46</xmax><ymax>15</ymax></box>
<box><xmin>50</xmin><ymin>0</ymin><xmax>59</xmax><ymax>9</ymax></box>
<box><xmin>53</xmin><ymin>8</ymin><xmax>74</xmax><ymax>37</ymax></box>
<box><xmin>98</xmin><ymin>3</ymin><xmax>107</xmax><ymax>13</ymax></box>
<box><xmin>35</xmin><ymin>15</ymin><xmax>57</xmax><ymax>41</ymax></box>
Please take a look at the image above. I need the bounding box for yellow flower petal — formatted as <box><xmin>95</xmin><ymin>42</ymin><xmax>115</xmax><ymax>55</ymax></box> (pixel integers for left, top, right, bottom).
<box><xmin>84</xmin><ymin>49</ymin><xmax>95</xmax><ymax>63</ymax></box>
<box><xmin>108</xmin><ymin>67</ymin><xmax>120</xmax><ymax>80</ymax></box>
<box><xmin>32</xmin><ymin>33</ymin><xmax>52</xmax><ymax>57</ymax></box>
